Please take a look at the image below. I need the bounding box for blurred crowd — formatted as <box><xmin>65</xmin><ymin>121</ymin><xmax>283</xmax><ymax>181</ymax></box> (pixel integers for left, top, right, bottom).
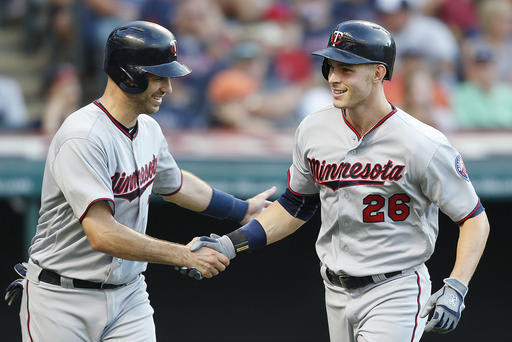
<box><xmin>1</xmin><ymin>0</ymin><xmax>512</xmax><ymax>135</ymax></box>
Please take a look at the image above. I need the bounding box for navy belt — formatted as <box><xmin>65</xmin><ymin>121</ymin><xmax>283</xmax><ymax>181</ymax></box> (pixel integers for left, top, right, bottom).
<box><xmin>326</xmin><ymin>268</ymin><xmax>401</xmax><ymax>289</ymax></box>
<box><xmin>39</xmin><ymin>269</ymin><xmax>123</xmax><ymax>289</ymax></box>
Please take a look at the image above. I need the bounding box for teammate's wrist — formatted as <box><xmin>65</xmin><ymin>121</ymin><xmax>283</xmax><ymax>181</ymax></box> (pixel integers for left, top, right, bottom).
<box><xmin>226</xmin><ymin>219</ymin><xmax>267</xmax><ymax>253</ymax></box>
<box><xmin>202</xmin><ymin>188</ymin><xmax>249</xmax><ymax>222</ymax></box>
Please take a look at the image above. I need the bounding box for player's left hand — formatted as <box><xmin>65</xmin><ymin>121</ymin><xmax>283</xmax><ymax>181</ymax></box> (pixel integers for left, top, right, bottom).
<box><xmin>421</xmin><ymin>277</ymin><xmax>468</xmax><ymax>333</ymax></box>
<box><xmin>241</xmin><ymin>186</ymin><xmax>277</xmax><ymax>225</ymax></box>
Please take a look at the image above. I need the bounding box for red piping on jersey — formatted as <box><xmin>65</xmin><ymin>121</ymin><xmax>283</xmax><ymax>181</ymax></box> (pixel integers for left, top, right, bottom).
<box><xmin>79</xmin><ymin>198</ymin><xmax>115</xmax><ymax>222</ymax></box>
<box><xmin>341</xmin><ymin>107</ymin><xmax>398</xmax><ymax>141</ymax></box>
<box><xmin>286</xmin><ymin>169</ymin><xmax>319</xmax><ymax>197</ymax></box>
<box><xmin>93</xmin><ymin>101</ymin><xmax>135</xmax><ymax>140</ymax></box>
<box><xmin>159</xmin><ymin>169</ymin><xmax>184</xmax><ymax>196</ymax></box>
<box><xmin>410</xmin><ymin>271</ymin><xmax>421</xmax><ymax>342</ymax></box>
<box><xmin>456</xmin><ymin>199</ymin><xmax>481</xmax><ymax>225</ymax></box>
<box><xmin>26</xmin><ymin>281</ymin><xmax>34</xmax><ymax>342</ymax></box>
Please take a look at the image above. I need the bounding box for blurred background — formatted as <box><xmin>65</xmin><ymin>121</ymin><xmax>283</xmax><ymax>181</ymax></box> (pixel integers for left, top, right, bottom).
<box><xmin>0</xmin><ymin>0</ymin><xmax>511</xmax><ymax>341</ymax></box>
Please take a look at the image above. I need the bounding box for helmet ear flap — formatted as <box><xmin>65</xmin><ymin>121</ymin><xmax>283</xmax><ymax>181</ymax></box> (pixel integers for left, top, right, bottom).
<box><xmin>117</xmin><ymin>66</ymin><xmax>148</xmax><ymax>94</ymax></box>
<box><xmin>321</xmin><ymin>59</ymin><xmax>330</xmax><ymax>80</ymax></box>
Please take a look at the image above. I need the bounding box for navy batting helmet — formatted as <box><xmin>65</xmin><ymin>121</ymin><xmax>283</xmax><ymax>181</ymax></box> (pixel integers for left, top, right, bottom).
<box><xmin>312</xmin><ymin>20</ymin><xmax>396</xmax><ymax>81</ymax></box>
<box><xmin>104</xmin><ymin>21</ymin><xmax>191</xmax><ymax>94</ymax></box>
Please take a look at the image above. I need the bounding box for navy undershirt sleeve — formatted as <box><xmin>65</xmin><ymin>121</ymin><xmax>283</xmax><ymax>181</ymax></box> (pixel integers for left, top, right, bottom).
<box><xmin>277</xmin><ymin>188</ymin><xmax>320</xmax><ymax>221</ymax></box>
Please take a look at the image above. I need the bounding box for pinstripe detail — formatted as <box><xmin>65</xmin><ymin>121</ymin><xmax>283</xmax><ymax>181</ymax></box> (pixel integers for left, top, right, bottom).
<box><xmin>411</xmin><ymin>271</ymin><xmax>421</xmax><ymax>342</ymax></box>
<box><xmin>26</xmin><ymin>281</ymin><xmax>34</xmax><ymax>342</ymax></box>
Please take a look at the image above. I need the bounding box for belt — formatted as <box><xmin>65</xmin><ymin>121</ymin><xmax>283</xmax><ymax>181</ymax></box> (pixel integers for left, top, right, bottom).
<box><xmin>38</xmin><ymin>269</ymin><xmax>123</xmax><ymax>289</ymax></box>
<box><xmin>325</xmin><ymin>268</ymin><xmax>402</xmax><ymax>289</ymax></box>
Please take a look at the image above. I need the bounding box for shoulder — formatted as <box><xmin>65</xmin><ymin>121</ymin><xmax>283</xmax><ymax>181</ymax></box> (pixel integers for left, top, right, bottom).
<box><xmin>138</xmin><ymin>114</ymin><xmax>161</xmax><ymax>129</ymax></box>
<box><xmin>52</xmin><ymin>103</ymin><xmax>109</xmax><ymax>150</ymax></box>
<box><xmin>391</xmin><ymin>108</ymin><xmax>449</xmax><ymax>147</ymax></box>
<box><xmin>138</xmin><ymin>114</ymin><xmax>165</xmax><ymax>138</ymax></box>
<box><xmin>297</xmin><ymin>105</ymin><xmax>338</xmax><ymax>132</ymax></box>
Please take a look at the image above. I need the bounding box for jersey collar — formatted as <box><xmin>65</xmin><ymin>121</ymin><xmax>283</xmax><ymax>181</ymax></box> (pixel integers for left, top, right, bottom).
<box><xmin>341</xmin><ymin>104</ymin><xmax>397</xmax><ymax>141</ymax></box>
<box><xmin>94</xmin><ymin>100</ymin><xmax>138</xmax><ymax>140</ymax></box>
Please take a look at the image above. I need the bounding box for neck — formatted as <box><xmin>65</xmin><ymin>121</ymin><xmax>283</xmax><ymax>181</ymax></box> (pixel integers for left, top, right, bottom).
<box><xmin>344</xmin><ymin>90</ymin><xmax>392</xmax><ymax>137</ymax></box>
<box><xmin>98</xmin><ymin>81</ymin><xmax>139</xmax><ymax>128</ymax></box>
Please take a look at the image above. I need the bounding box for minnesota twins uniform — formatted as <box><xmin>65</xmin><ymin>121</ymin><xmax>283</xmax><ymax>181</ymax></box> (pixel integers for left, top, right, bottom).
<box><xmin>19</xmin><ymin>100</ymin><xmax>182</xmax><ymax>341</ymax></box>
<box><xmin>287</xmin><ymin>105</ymin><xmax>483</xmax><ymax>342</ymax></box>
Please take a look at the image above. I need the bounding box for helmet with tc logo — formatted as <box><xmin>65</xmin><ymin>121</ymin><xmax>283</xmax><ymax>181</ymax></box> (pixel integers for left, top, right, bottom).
<box><xmin>104</xmin><ymin>21</ymin><xmax>191</xmax><ymax>94</ymax></box>
<box><xmin>312</xmin><ymin>20</ymin><xmax>396</xmax><ymax>81</ymax></box>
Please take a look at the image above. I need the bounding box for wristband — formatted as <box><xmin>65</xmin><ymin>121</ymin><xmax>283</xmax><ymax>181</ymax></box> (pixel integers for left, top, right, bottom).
<box><xmin>202</xmin><ymin>188</ymin><xmax>249</xmax><ymax>222</ymax></box>
<box><xmin>227</xmin><ymin>220</ymin><xmax>267</xmax><ymax>253</ymax></box>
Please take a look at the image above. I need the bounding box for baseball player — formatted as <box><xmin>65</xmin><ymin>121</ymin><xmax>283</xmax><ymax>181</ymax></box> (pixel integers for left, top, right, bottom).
<box><xmin>191</xmin><ymin>20</ymin><xmax>490</xmax><ymax>341</ymax></box>
<box><xmin>4</xmin><ymin>21</ymin><xmax>275</xmax><ymax>342</ymax></box>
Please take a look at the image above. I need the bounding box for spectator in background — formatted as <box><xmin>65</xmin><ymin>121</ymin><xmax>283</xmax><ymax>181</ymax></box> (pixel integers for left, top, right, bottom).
<box><xmin>375</xmin><ymin>0</ymin><xmax>459</xmax><ymax>90</ymax></box>
<box><xmin>170</xmin><ymin>0</ymin><xmax>233</xmax><ymax>97</ymax></box>
<box><xmin>0</xmin><ymin>75</ymin><xmax>28</xmax><ymax>130</ymax></box>
<box><xmin>148</xmin><ymin>0</ymin><xmax>232</xmax><ymax>130</ymax></box>
<box><xmin>384</xmin><ymin>49</ymin><xmax>453</xmax><ymax>131</ymax></box>
<box><xmin>420</xmin><ymin>0</ymin><xmax>479</xmax><ymax>41</ymax></box>
<box><xmin>332</xmin><ymin>0</ymin><xmax>376</xmax><ymax>23</ymax></box>
<box><xmin>452</xmin><ymin>47</ymin><xmax>512</xmax><ymax>129</ymax></box>
<box><xmin>207</xmin><ymin>39</ymin><xmax>303</xmax><ymax>133</ymax></box>
<box><xmin>138</xmin><ymin>0</ymin><xmax>176</xmax><ymax>28</ymax></box>
<box><xmin>41</xmin><ymin>64</ymin><xmax>82</xmax><ymax>135</ymax></box>
<box><xmin>80</xmin><ymin>0</ymin><xmax>143</xmax><ymax>93</ymax></box>
<box><xmin>295</xmin><ymin>0</ymin><xmax>342</xmax><ymax>55</ymax></box>
<box><xmin>151</xmin><ymin>77</ymin><xmax>211</xmax><ymax>129</ymax></box>
<box><xmin>461</xmin><ymin>0</ymin><xmax>512</xmax><ymax>84</ymax></box>
<box><xmin>217</xmin><ymin>0</ymin><xmax>272</xmax><ymax>23</ymax></box>
<box><xmin>401</xmin><ymin>68</ymin><xmax>454</xmax><ymax>132</ymax></box>
<box><xmin>46</xmin><ymin>0</ymin><xmax>77</xmax><ymax>63</ymax></box>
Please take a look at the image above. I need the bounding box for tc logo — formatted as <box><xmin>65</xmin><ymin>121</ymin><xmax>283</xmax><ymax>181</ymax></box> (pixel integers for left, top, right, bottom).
<box><xmin>170</xmin><ymin>40</ymin><xmax>178</xmax><ymax>55</ymax></box>
<box><xmin>330</xmin><ymin>31</ymin><xmax>344</xmax><ymax>46</ymax></box>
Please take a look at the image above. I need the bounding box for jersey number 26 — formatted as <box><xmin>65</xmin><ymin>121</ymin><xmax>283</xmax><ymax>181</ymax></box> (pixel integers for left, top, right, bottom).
<box><xmin>363</xmin><ymin>194</ymin><xmax>410</xmax><ymax>222</ymax></box>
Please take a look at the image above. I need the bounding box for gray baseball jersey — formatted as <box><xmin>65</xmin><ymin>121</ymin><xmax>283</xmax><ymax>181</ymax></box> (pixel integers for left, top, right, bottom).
<box><xmin>28</xmin><ymin>100</ymin><xmax>182</xmax><ymax>284</ymax></box>
<box><xmin>288</xmin><ymin>105</ymin><xmax>481</xmax><ymax>276</ymax></box>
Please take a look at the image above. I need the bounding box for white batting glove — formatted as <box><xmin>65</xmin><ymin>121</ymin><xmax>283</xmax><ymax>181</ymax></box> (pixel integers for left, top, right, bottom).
<box><xmin>190</xmin><ymin>234</ymin><xmax>236</xmax><ymax>260</ymax></box>
<box><xmin>421</xmin><ymin>277</ymin><xmax>468</xmax><ymax>333</ymax></box>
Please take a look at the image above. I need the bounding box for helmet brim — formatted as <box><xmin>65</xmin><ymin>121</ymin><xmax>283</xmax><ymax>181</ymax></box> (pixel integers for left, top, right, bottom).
<box><xmin>141</xmin><ymin>61</ymin><xmax>191</xmax><ymax>78</ymax></box>
<box><xmin>312</xmin><ymin>47</ymin><xmax>379</xmax><ymax>66</ymax></box>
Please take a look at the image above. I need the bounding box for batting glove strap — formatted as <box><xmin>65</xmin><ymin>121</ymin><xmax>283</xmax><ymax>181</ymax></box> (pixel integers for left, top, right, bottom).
<box><xmin>443</xmin><ymin>277</ymin><xmax>468</xmax><ymax>299</ymax></box>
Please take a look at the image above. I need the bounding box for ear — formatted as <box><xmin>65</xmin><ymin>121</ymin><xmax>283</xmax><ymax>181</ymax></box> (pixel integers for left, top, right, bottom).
<box><xmin>374</xmin><ymin>64</ymin><xmax>387</xmax><ymax>82</ymax></box>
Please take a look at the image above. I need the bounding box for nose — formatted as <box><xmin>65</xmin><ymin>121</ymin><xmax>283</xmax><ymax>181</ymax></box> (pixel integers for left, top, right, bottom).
<box><xmin>161</xmin><ymin>78</ymin><xmax>172</xmax><ymax>94</ymax></box>
<box><xmin>328</xmin><ymin>67</ymin><xmax>340</xmax><ymax>84</ymax></box>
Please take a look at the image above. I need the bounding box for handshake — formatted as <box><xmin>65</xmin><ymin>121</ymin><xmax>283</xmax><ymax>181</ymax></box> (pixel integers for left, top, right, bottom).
<box><xmin>175</xmin><ymin>234</ymin><xmax>236</xmax><ymax>280</ymax></box>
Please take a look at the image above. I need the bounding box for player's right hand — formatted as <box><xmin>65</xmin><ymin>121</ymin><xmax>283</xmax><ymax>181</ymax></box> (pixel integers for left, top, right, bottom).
<box><xmin>183</xmin><ymin>238</ymin><xmax>230</xmax><ymax>279</ymax></box>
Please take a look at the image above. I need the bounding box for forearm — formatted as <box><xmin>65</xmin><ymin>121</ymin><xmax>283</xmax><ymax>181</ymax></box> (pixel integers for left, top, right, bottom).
<box><xmin>82</xmin><ymin>203</ymin><xmax>192</xmax><ymax>267</ymax></box>
<box><xmin>163</xmin><ymin>170</ymin><xmax>274</xmax><ymax>225</ymax></box>
<box><xmin>163</xmin><ymin>170</ymin><xmax>212</xmax><ymax>211</ymax></box>
<box><xmin>93</xmin><ymin>220</ymin><xmax>189</xmax><ymax>265</ymax></box>
<box><xmin>255</xmin><ymin>201</ymin><xmax>305</xmax><ymax>245</ymax></box>
<box><xmin>449</xmin><ymin>211</ymin><xmax>490</xmax><ymax>285</ymax></box>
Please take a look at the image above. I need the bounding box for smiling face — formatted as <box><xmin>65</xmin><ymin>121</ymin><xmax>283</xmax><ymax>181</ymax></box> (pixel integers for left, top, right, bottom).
<box><xmin>131</xmin><ymin>74</ymin><xmax>172</xmax><ymax>114</ymax></box>
<box><xmin>327</xmin><ymin>60</ymin><xmax>379</xmax><ymax>109</ymax></box>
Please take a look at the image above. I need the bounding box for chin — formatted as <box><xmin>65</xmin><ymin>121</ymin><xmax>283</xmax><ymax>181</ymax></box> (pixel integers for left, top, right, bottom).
<box><xmin>146</xmin><ymin>106</ymin><xmax>160</xmax><ymax>114</ymax></box>
<box><xmin>332</xmin><ymin>98</ymin><xmax>346</xmax><ymax>109</ymax></box>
